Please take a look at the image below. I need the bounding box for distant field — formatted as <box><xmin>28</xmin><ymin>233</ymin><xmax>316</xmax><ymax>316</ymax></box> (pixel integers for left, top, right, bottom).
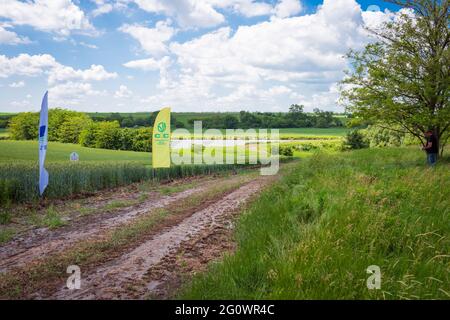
<box><xmin>279</xmin><ymin>128</ymin><xmax>348</xmax><ymax>137</ymax></box>
<box><xmin>172</xmin><ymin>127</ymin><xmax>348</xmax><ymax>139</ymax></box>
<box><xmin>0</xmin><ymin>140</ymin><xmax>151</xmax><ymax>163</ymax></box>
<box><xmin>0</xmin><ymin>128</ymin><xmax>8</xmax><ymax>138</ymax></box>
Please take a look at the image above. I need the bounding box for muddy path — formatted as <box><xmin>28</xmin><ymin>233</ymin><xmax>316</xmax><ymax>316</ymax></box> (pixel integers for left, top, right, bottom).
<box><xmin>0</xmin><ymin>174</ymin><xmax>248</xmax><ymax>273</ymax></box>
<box><xmin>51</xmin><ymin>176</ymin><xmax>272</xmax><ymax>299</ymax></box>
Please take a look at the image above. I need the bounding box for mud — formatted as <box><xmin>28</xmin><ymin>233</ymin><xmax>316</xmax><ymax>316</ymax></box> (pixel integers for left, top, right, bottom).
<box><xmin>0</xmin><ymin>178</ymin><xmax>220</xmax><ymax>273</ymax></box>
<box><xmin>51</xmin><ymin>177</ymin><xmax>271</xmax><ymax>299</ymax></box>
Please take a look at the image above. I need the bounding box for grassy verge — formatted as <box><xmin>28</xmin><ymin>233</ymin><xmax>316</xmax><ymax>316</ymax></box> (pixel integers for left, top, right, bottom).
<box><xmin>181</xmin><ymin>148</ymin><xmax>450</xmax><ymax>299</ymax></box>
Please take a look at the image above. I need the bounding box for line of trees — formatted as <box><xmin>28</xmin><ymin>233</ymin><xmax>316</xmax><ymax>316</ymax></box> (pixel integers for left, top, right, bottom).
<box><xmin>187</xmin><ymin>106</ymin><xmax>344</xmax><ymax>129</ymax></box>
<box><xmin>6</xmin><ymin>106</ymin><xmax>347</xmax><ymax>152</ymax></box>
<box><xmin>8</xmin><ymin>109</ymin><xmax>152</xmax><ymax>152</ymax></box>
<box><xmin>89</xmin><ymin>112</ymin><xmax>186</xmax><ymax>129</ymax></box>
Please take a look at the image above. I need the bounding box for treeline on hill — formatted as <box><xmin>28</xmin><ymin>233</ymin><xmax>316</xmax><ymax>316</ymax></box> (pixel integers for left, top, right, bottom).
<box><xmin>87</xmin><ymin>105</ymin><xmax>345</xmax><ymax>129</ymax></box>
<box><xmin>192</xmin><ymin>105</ymin><xmax>344</xmax><ymax>129</ymax></box>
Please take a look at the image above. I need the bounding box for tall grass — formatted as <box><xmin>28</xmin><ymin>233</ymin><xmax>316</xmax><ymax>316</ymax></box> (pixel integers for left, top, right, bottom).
<box><xmin>181</xmin><ymin>148</ymin><xmax>450</xmax><ymax>299</ymax></box>
<box><xmin>0</xmin><ymin>161</ymin><xmax>258</xmax><ymax>205</ymax></box>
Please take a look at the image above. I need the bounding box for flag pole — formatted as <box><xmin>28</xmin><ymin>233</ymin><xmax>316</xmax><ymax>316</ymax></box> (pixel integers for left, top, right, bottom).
<box><xmin>39</xmin><ymin>91</ymin><xmax>49</xmax><ymax>196</ymax></box>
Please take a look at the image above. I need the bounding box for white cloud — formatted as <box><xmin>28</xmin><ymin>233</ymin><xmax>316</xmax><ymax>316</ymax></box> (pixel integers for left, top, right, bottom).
<box><xmin>0</xmin><ymin>54</ymin><xmax>57</xmax><ymax>78</ymax></box>
<box><xmin>79</xmin><ymin>42</ymin><xmax>99</xmax><ymax>49</ymax></box>
<box><xmin>49</xmin><ymin>82</ymin><xmax>105</xmax><ymax>106</ymax></box>
<box><xmin>92</xmin><ymin>3</ymin><xmax>113</xmax><ymax>17</ymax></box>
<box><xmin>273</xmin><ymin>0</ymin><xmax>302</xmax><ymax>19</ymax></box>
<box><xmin>210</xmin><ymin>0</ymin><xmax>273</xmax><ymax>18</ymax></box>
<box><xmin>48</xmin><ymin>64</ymin><xmax>118</xmax><ymax>85</ymax></box>
<box><xmin>10</xmin><ymin>99</ymin><xmax>32</xmax><ymax>108</ymax></box>
<box><xmin>0</xmin><ymin>24</ymin><xmax>30</xmax><ymax>45</ymax></box>
<box><xmin>123</xmin><ymin>56</ymin><xmax>171</xmax><ymax>71</ymax></box>
<box><xmin>0</xmin><ymin>54</ymin><xmax>117</xmax><ymax>85</ymax></box>
<box><xmin>91</xmin><ymin>0</ymin><xmax>128</xmax><ymax>17</ymax></box>
<box><xmin>9</xmin><ymin>81</ymin><xmax>25</xmax><ymax>88</ymax></box>
<box><xmin>119</xmin><ymin>20</ymin><xmax>176</xmax><ymax>57</ymax></box>
<box><xmin>131</xmin><ymin>1</ymin><xmax>303</xmax><ymax>28</ymax></box>
<box><xmin>114</xmin><ymin>85</ymin><xmax>133</xmax><ymax>98</ymax></box>
<box><xmin>144</xmin><ymin>0</ymin><xmax>391</xmax><ymax>112</ymax></box>
<box><xmin>133</xmin><ymin>0</ymin><xmax>225</xmax><ymax>28</ymax></box>
<box><xmin>0</xmin><ymin>0</ymin><xmax>94</xmax><ymax>36</ymax></box>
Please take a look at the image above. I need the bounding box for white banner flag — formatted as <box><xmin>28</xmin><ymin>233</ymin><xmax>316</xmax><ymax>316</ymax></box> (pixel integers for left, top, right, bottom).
<box><xmin>39</xmin><ymin>91</ymin><xmax>49</xmax><ymax>196</ymax></box>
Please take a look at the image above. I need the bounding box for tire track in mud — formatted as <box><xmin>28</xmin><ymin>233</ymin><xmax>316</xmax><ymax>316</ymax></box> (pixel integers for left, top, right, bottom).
<box><xmin>51</xmin><ymin>177</ymin><xmax>271</xmax><ymax>300</ymax></box>
<box><xmin>0</xmin><ymin>178</ymin><xmax>230</xmax><ymax>273</ymax></box>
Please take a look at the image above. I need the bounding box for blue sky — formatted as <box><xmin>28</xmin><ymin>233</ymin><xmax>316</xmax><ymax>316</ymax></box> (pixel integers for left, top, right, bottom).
<box><xmin>0</xmin><ymin>0</ymin><xmax>401</xmax><ymax>113</ymax></box>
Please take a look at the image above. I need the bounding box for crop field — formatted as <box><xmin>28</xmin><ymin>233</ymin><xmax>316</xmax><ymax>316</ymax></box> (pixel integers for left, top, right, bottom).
<box><xmin>0</xmin><ymin>140</ymin><xmax>151</xmax><ymax>163</ymax></box>
<box><xmin>0</xmin><ymin>140</ymin><xmax>292</xmax><ymax>204</ymax></box>
<box><xmin>171</xmin><ymin>127</ymin><xmax>348</xmax><ymax>140</ymax></box>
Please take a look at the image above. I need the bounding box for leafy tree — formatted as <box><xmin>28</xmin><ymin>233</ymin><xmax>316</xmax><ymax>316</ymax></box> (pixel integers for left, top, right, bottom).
<box><xmin>57</xmin><ymin>116</ymin><xmax>92</xmax><ymax>144</ymax></box>
<box><xmin>121</xmin><ymin>117</ymin><xmax>134</xmax><ymax>128</ymax></box>
<box><xmin>289</xmin><ymin>104</ymin><xmax>304</xmax><ymax>114</ymax></box>
<box><xmin>341</xmin><ymin>0</ymin><xmax>450</xmax><ymax>155</ymax></box>
<box><xmin>79</xmin><ymin>122</ymin><xmax>98</xmax><ymax>148</ymax></box>
<box><xmin>313</xmin><ymin>109</ymin><xmax>336</xmax><ymax>128</ymax></box>
<box><xmin>223</xmin><ymin>115</ymin><xmax>239</xmax><ymax>129</ymax></box>
<box><xmin>8</xmin><ymin>112</ymin><xmax>39</xmax><ymax>140</ymax></box>
<box><xmin>94</xmin><ymin>121</ymin><xmax>122</xmax><ymax>149</ymax></box>
<box><xmin>365</xmin><ymin>125</ymin><xmax>405</xmax><ymax>147</ymax></box>
<box><xmin>119</xmin><ymin>128</ymin><xmax>137</xmax><ymax>150</ymax></box>
<box><xmin>132</xmin><ymin>128</ymin><xmax>152</xmax><ymax>152</ymax></box>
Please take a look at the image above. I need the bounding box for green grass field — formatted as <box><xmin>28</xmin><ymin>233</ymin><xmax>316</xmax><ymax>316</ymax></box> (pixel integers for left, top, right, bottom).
<box><xmin>278</xmin><ymin>127</ymin><xmax>348</xmax><ymax>137</ymax></box>
<box><xmin>181</xmin><ymin>148</ymin><xmax>450</xmax><ymax>299</ymax></box>
<box><xmin>0</xmin><ymin>129</ymin><xmax>8</xmax><ymax>138</ymax></box>
<box><xmin>0</xmin><ymin>140</ymin><xmax>151</xmax><ymax>163</ymax></box>
<box><xmin>0</xmin><ymin>140</ymin><xmax>289</xmax><ymax>204</ymax></box>
<box><xmin>171</xmin><ymin>127</ymin><xmax>348</xmax><ymax>140</ymax></box>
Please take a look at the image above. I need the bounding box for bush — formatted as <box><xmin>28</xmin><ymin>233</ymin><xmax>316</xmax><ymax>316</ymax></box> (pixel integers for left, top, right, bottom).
<box><xmin>279</xmin><ymin>145</ymin><xmax>294</xmax><ymax>157</ymax></box>
<box><xmin>343</xmin><ymin>130</ymin><xmax>369</xmax><ymax>150</ymax></box>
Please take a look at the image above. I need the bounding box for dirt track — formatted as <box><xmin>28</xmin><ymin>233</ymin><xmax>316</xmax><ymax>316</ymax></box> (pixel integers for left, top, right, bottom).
<box><xmin>0</xmin><ymin>171</ymin><xmax>276</xmax><ymax>299</ymax></box>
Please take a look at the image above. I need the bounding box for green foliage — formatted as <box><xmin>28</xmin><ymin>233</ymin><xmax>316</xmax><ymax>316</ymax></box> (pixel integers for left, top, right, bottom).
<box><xmin>132</xmin><ymin>128</ymin><xmax>152</xmax><ymax>152</ymax></box>
<box><xmin>341</xmin><ymin>0</ymin><xmax>450</xmax><ymax>153</ymax></box>
<box><xmin>279</xmin><ymin>145</ymin><xmax>294</xmax><ymax>157</ymax></box>
<box><xmin>8</xmin><ymin>112</ymin><xmax>39</xmax><ymax>140</ymax></box>
<box><xmin>55</xmin><ymin>113</ymin><xmax>92</xmax><ymax>144</ymax></box>
<box><xmin>79</xmin><ymin>122</ymin><xmax>152</xmax><ymax>152</ymax></box>
<box><xmin>365</xmin><ymin>125</ymin><xmax>403</xmax><ymax>148</ymax></box>
<box><xmin>364</xmin><ymin>125</ymin><xmax>424</xmax><ymax>148</ymax></box>
<box><xmin>343</xmin><ymin>130</ymin><xmax>369</xmax><ymax>150</ymax></box>
<box><xmin>92</xmin><ymin>121</ymin><xmax>122</xmax><ymax>149</ymax></box>
<box><xmin>181</xmin><ymin>148</ymin><xmax>450</xmax><ymax>299</ymax></box>
<box><xmin>9</xmin><ymin>109</ymin><xmax>92</xmax><ymax>143</ymax></box>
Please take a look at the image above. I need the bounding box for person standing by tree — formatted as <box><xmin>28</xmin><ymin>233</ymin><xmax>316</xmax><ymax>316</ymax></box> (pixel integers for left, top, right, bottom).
<box><xmin>423</xmin><ymin>130</ymin><xmax>439</xmax><ymax>166</ymax></box>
